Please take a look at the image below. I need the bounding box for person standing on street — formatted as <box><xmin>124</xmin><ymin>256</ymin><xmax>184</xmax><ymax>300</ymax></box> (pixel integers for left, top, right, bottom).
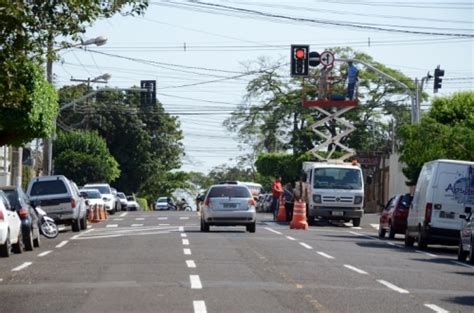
<box><xmin>271</xmin><ymin>176</ymin><xmax>284</xmax><ymax>220</ymax></box>
<box><xmin>346</xmin><ymin>61</ymin><xmax>359</xmax><ymax>100</ymax></box>
<box><xmin>283</xmin><ymin>183</ymin><xmax>294</xmax><ymax>222</ymax></box>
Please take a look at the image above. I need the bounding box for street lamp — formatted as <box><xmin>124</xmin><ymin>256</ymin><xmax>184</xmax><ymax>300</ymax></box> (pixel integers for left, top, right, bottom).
<box><xmin>43</xmin><ymin>36</ymin><xmax>108</xmax><ymax>176</ymax></box>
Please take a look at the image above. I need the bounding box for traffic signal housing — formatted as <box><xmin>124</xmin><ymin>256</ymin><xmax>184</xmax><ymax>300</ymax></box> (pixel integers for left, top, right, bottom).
<box><xmin>433</xmin><ymin>66</ymin><xmax>444</xmax><ymax>93</ymax></box>
<box><xmin>291</xmin><ymin>45</ymin><xmax>309</xmax><ymax>77</ymax></box>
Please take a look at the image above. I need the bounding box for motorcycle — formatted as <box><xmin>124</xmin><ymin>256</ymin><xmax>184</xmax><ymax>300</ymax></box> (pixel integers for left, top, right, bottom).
<box><xmin>31</xmin><ymin>201</ymin><xmax>59</xmax><ymax>239</ymax></box>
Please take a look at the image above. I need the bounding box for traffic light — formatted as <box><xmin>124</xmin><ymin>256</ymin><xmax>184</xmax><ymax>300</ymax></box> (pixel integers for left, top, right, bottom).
<box><xmin>140</xmin><ymin>80</ymin><xmax>156</xmax><ymax>106</ymax></box>
<box><xmin>291</xmin><ymin>45</ymin><xmax>309</xmax><ymax>77</ymax></box>
<box><xmin>433</xmin><ymin>66</ymin><xmax>444</xmax><ymax>93</ymax></box>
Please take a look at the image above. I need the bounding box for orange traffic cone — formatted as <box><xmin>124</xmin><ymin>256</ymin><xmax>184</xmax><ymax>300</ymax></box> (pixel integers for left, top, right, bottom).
<box><xmin>290</xmin><ymin>200</ymin><xmax>308</xmax><ymax>230</ymax></box>
<box><xmin>277</xmin><ymin>197</ymin><xmax>286</xmax><ymax>222</ymax></box>
<box><xmin>92</xmin><ymin>205</ymin><xmax>100</xmax><ymax>223</ymax></box>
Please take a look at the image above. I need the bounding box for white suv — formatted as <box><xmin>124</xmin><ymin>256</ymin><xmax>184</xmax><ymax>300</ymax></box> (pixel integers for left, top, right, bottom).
<box><xmin>0</xmin><ymin>191</ymin><xmax>22</xmax><ymax>257</ymax></box>
<box><xmin>83</xmin><ymin>183</ymin><xmax>117</xmax><ymax>214</ymax></box>
<box><xmin>27</xmin><ymin>175</ymin><xmax>87</xmax><ymax>232</ymax></box>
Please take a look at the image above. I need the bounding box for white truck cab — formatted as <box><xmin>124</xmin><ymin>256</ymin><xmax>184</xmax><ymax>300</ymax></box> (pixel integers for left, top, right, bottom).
<box><xmin>303</xmin><ymin>161</ymin><xmax>364</xmax><ymax>226</ymax></box>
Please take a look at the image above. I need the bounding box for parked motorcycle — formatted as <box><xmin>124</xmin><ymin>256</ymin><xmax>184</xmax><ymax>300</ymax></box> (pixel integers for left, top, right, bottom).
<box><xmin>31</xmin><ymin>201</ymin><xmax>59</xmax><ymax>239</ymax></box>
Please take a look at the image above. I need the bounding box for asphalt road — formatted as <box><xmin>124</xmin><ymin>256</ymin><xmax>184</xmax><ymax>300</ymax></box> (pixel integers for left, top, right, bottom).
<box><xmin>0</xmin><ymin>211</ymin><xmax>472</xmax><ymax>313</ymax></box>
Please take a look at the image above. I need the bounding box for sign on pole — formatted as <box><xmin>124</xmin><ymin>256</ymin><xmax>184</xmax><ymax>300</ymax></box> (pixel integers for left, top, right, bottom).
<box><xmin>309</xmin><ymin>51</ymin><xmax>320</xmax><ymax>67</ymax></box>
<box><xmin>320</xmin><ymin>51</ymin><xmax>335</xmax><ymax>67</ymax></box>
<box><xmin>140</xmin><ymin>80</ymin><xmax>156</xmax><ymax>106</ymax></box>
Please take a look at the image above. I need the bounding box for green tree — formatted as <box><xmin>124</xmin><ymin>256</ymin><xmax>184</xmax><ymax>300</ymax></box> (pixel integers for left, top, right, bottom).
<box><xmin>53</xmin><ymin>131</ymin><xmax>120</xmax><ymax>186</ymax></box>
<box><xmin>398</xmin><ymin>91</ymin><xmax>474</xmax><ymax>185</ymax></box>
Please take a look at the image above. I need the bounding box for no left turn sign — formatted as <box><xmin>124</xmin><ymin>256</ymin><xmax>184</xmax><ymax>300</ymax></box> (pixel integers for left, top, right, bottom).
<box><xmin>320</xmin><ymin>51</ymin><xmax>335</xmax><ymax>67</ymax></box>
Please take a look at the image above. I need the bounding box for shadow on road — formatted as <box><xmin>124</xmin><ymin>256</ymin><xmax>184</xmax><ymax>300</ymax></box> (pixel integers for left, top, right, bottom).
<box><xmin>444</xmin><ymin>295</ymin><xmax>474</xmax><ymax>307</ymax></box>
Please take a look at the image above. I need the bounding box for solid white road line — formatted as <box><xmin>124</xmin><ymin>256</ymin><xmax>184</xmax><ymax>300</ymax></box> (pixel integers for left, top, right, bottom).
<box><xmin>12</xmin><ymin>262</ymin><xmax>33</xmax><ymax>272</ymax></box>
<box><xmin>182</xmin><ymin>239</ymin><xmax>190</xmax><ymax>245</ymax></box>
<box><xmin>418</xmin><ymin>251</ymin><xmax>437</xmax><ymax>257</ymax></box>
<box><xmin>83</xmin><ymin>229</ymin><xmax>94</xmax><ymax>234</ymax></box>
<box><xmin>180</xmin><ymin>217</ymin><xmax>189</xmax><ymax>220</ymax></box>
<box><xmin>344</xmin><ymin>264</ymin><xmax>368</xmax><ymax>275</ymax></box>
<box><xmin>424</xmin><ymin>304</ymin><xmax>450</xmax><ymax>313</ymax></box>
<box><xmin>135</xmin><ymin>217</ymin><xmax>145</xmax><ymax>220</ymax></box>
<box><xmin>317</xmin><ymin>251</ymin><xmax>335</xmax><ymax>259</ymax></box>
<box><xmin>186</xmin><ymin>260</ymin><xmax>197</xmax><ymax>268</ymax></box>
<box><xmin>190</xmin><ymin>275</ymin><xmax>202</xmax><ymax>289</ymax></box>
<box><xmin>452</xmin><ymin>260</ymin><xmax>474</xmax><ymax>269</ymax></box>
<box><xmin>106</xmin><ymin>224</ymin><xmax>118</xmax><ymax>228</ymax></box>
<box><xmin>0</xmin><ymin>278</ymin><xmax>3</xmax><ymax>282</ymax></box>
<box><xmin>265</xmin><ymin>227</ymin><xmax>282</xmax><ymax>235</ymax></box>
<box><xmin>377</xmin><ymin>280</ymin><xmax>409</xmax><ymax>294</ymax></box>
<box><xmin>38</xmin><ymin>251</ymin><xmax>52</xmax><ymax>257</ymax></box>
<box><xmin>299</xmin><ymin>242</ymin><xmax>313</xmax><ymax>250</ymax></box>
<box><xmin>158</xmin><ymin>217</ymin><xmax>168</xmax><ymax>220</ymax></box>
<box><xmin>56</xmin><ymin>240</ymin><xmax>68</xmax><ymax>248</ymax></box>
<box><xmin>181</xmin><ymin>233</ymin><xmax>187</xmax><ymax>238</ymax></box>
<box><xmin>184</xmin><ymin>248</ymin><xmax>192</xmax><ymax>255</ymax></box>
<box><xmin>286</xmin><ymin>236</ymin><xmax>296</xmax><ymax>241</ymax></box>
<box><xmin>193</xmin><ymin>300</ymin><xmax>207</xmax><ymax>313</ymax></box>
<box><xmin>349</xmin><ymin>231</ymin><xmax>375</xmax><ymax>240</ymax></box>
<box><xmin>131</xmin><ymin>224</ymin><xmax>143</xmax><ymax>227</ymax></box>
<box><xmin>119</xmin><ymin>212</ymin><xmax>127</xmax><ymax>217</ymax></box>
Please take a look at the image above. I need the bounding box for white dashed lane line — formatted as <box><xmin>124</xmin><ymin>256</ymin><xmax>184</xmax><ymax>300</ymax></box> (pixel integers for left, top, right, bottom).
<box><xmin>184</xmin><ymin>248</ymin><xmax>192</xmax><ymax>255</ymax></box>
<box><xmin>286</xmin><ymin>236</ymin><xmax>296</xmax><ymax>241</ymax></box>
<box><xmin>113</xmin><ymin>218</ymin><xmax>124</xmax><ymax>221</ymax></box>
<box><xmin>299</xmin><ymin>242</ymin><xmax>313</xmax><ymax>250</ymax></box>
<box><xmin>193</xmin><ymin>300</ymin><xmax>207</xmax><ymax>313</ymax></box>
<box><xmin>159</xmin><ymin>224</ymin><xmax>171</xmax><ymax>226</ymax></box>
<box><xmin>158</xmin><ymin>217</ymin><xmax>168</xmax><ymax>220</ymax></box>
<box><xmin>316</xmin><ymin>251</ymin><xmax>335</xmax><ymax>259</ymax></box>
<box><xmin>452</xmin><ymin>260</ymin><xmax>474</xmax><ymax>269</ymax></box>
<box><xmin>131</xmin><ymin>224</ymin><xmax>143</xmax><ymax>227</ymax></box>
<box><xmin>38</xmin><ymin>250</ymin><xmax>52</xmax><ymax>257</ymax></box>
<box><xmin>135</xmin><ymin>218</ymin><xmax>145</xmax><ymax>221</ymax></box>
<box><xmin>182</xmin><ymin>239</ymin><xmax>190</xmax><ymax>245</ymax></box>
<box><xmin>56</xmin><ymin>240</ymin><xmax>68</xmax><ymax>248</ymax></box>
<box><xmin>181</xmin><ymin>233</ymin><xmax>187</xmax><ymax>238</ymax></box>
<box><xmin>119</xmin><ymin>212</ymin><xmax>128</xmax><ymax>217</ymax></box>
<box><xmin>179</xmin><ymin>226</ymin><xmax>184</xmax><ymax>232</ymax></box>
<box><xmin>180</xmin><ymin>217</ymin><xmax>190</xmax><ymax>220</ymax></box>
<box><xmin>190</xmin><ymin>275</ymin><xmax>203</xmax><ymax>289</ymax></box>
<box><xmin>11</xmin><ymin>262</ymin><xmax>33</xmax><ymax>272</ymax></box>
<box><xmin>264</xmin><ymin>227</ymin><xmax>282</xmax><ymax>235</ymax></box>
<box><xmin>376</xmin><ymin>280</ymin><xmax>409</xmax><ymax>294</ymax></box>
<box><xmin>186</xmin><ymin>260</ymin><xmax>197</xmax><ymax>268</ymax></box>
<box><xmin>344</xmin><ymin>264</ymin><xmax>368</xmax><ymax>275</ymax></box>
<box><xmin>106</xmin><ymin>224</ymin><xmax>118</xmax><ymax>228</ymax></box>
<box><xmin>424</xmin><ymin>304</ymin><xmax>450</xmax><ymax>313</ymax></box>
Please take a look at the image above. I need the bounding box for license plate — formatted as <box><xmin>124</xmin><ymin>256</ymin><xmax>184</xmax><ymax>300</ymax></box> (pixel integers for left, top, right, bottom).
<box><xmin>440</xmin><ymin>211</ymin><xmax>455</xmax><ymax>219</ymax></box>
<box><xmin>331</xmin><ymin>211</ymin><xmax>344</xmax><ymax>216</ymax></box>
<box><xmin>223</xmin><ymin>203</ymin><xmax>237</xmax><ymax>209</ymax></box>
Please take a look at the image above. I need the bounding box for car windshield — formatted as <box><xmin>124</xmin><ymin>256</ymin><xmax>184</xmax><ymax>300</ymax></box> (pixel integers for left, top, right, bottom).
<box><xmin>86</xmin><ymin>186</ymin><xmax>111</xmax><ymax>194</ymax></box>
<box><xmin>30</xmin><ymin>181</ymin><xmax>67</xmax><ymax>196</ymax></box>
<box><xmin>81</xmin><ymin>190</ymin><xmax>101</xmax><ymax>199</ymax></box>
<box><xmin>313</xmin><ymin>168</ymin><xmax>362</xmax><ymax>190</ymax></box>
<box><xmin>158</xmin><ymin>198</ymin><xmax>168</xmax><ymax>203</ymax></box>
<box><xmin>117</xmin><ymin>193</ymin><xmax>126</xmax><ymax>199</ymax></box>
<box><xmin>208</xmin><ymin>186</ymin><xmax>251</xmax><ymax>198</ymax></box>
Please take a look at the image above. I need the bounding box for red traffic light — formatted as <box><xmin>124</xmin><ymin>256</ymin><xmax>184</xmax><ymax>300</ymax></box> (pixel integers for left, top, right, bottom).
<box><xmin>295</xmin><ymin>49</ymin><xmax>305</xmax><ymax>59</ymax></box>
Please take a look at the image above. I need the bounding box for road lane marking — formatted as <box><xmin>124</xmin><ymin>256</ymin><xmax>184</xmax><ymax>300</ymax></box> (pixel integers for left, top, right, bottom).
<box><xmin>83</xmin><ymin>229</ymin><xmax>94</xmax><ymax>234</ymax></box>
<box><xmin>286</xmin><ymin>236</ymin><xmax>296</xmax><ymax>241</ymax></box>
<box><xmin>299</xmin><ymin>242</ymin><xmax>313</xmax><ymax>249</ymax></box>
<box><xmin>344</xmin><ymin>264</ymin><xmax>368</xmax><ymax>275</ymax></box>
<box><xmin>70</xmin><ymin>235</ymin><xmax>80</xmax><ymax>240</ymax></box>
<box><xmin>106</xmin><ymin>224</ymin><xmax>118</xmax><ymax>228</ymax></box>
<box><xmin>113</xmin><ymin>218</ymin><xmax>124</xmax><ymax>221</ymax></box>
<box><xmin>38</xmin><ymin>251</ymin><xmax>52</xmax><ymax>257</ymax></box>
<box><xmin>186</xmin><ymin>260</ymin><xmax>197</xmax><ymax>268</ymax></box>
<box><xmin>0</xmin><ymin>278</ymin><xmax>3</xmax><ymax>282</ymax></box>
<box><xmin>119</xmin><ymin>212</ymin><xmax>127</xmax><ymax>217</ymax></box>
<box><xmin>180</xmin><ymin>217</ymin><xmax>189</xmax><ymax>220</ymax></box>
<box><xmin>181</xmin><ymin>233</ymin><xmax>187</xmax><ymax>238</ymax></box>
<box><xmin>12</xmin><ymin>262</ymin><xmax>33</xmax><ymax>272</ymax></box>
<box><xmin>193</xmin><ymin>301</ymin><xmax>207</xmax><ymax>313</ymax></box>
<box><xmin>159</xmin><ymin>224</ymin><xmax>171</xmax><ymax>226</ymax></box>
<box><xmin>131</xmin><ymin>224</ymin><xmax>143</xmax><ymax>227</ymax></box>
<box><xmin>182</xmin><ymin>239</ymin><xmax>190</xmax><ymax>245</ymax></box>
<box><xmin>349</xmin><ymin>231</ymin><xmax>375</xmax><ymax>240</ymax></box>
<box><xmin>316</xmin><ymin>251</ymin><xmax>335</xmax><ymax>259</ymax></box>
<box><xmin>416</xmin><ymin>251</ymin><xmax>437</xmax><ymax>257</ymax></box>
<box><xmin>184</xmin><ymin>248</ymin><xmax>192</xmax><ymax>255</ymax></box>
<box><xmin>424</xmin><ymin>304</ymin><xmax>450</xmax><ymax>313</ymax></box>
<box><xmin>135</xmin><ymin>217</ymin><xmax>145</xmax><ymax>220</ymax></box>
<box><xmin>452</xmin><ymin>261</ymin><xmax>474</xmax><ymax>269</ymax></box>
<box><xmin>179</xmin><ymin>226</ymin><xmax>184</xmax><ymax>232</ymax></box>
<box><xmin>377</xmin><ymin>280</ymin><xmax>409</xmax><ymax>294</ymax></box>
<box><xmin>370</xmin><ymin>223</ymin><xmax>379</xmax><ymax>229</ymax></box>
<box><xmin>158</xmin><ymin>217</ymin><xmax>168</xmax><ymax>220</ymax></box>
<box><xmin>56</xmin><ymin>240</ymin><xmax>68</xmax><ymax>248</ymax></box>
<box><xmin>190</xmin><ymin>275</ymin><xmax>202</xmax><ymax>289</ymax></box>
<box><xmin>265</xmin><ymin>227</ymin><xmax>282</xmax><ymax>235</ymax></box>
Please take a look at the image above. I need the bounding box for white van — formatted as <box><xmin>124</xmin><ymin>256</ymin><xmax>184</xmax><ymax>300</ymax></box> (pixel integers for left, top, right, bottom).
<box><xmin>405</xmin><ymin>159</ymin><xmax>474</xmax><ymax>249</ymax></box>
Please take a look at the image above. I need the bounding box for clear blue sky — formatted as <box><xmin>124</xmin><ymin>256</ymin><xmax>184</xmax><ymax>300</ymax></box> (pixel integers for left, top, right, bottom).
<box><xmin>54</xmin><ymin>0</ymin><xmax>474</xmax><ymax>173</ymax></box>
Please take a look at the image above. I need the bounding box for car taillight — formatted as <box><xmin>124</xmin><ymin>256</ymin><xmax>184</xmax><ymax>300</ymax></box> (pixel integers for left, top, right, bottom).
<box><xmin>71</xmin><ymin>198</ymin><xmax>76</xmax><ymax>209</ymax></box>
<box><xmin>18</xmin><ymin>208</ymin><xmax>29</xmax><ymax>220</ymax></box>
<box><xmin>205</xmin><ymin>198</ymin><xmax>210</xmax><ymax>206</ymax></box>
<box><xmin>248</xmin><ymin>198</ymin><xmax>256</xmax><ymax>206</ymax></box>
<box><xmin>425</xmin><ymin>202</ymin><xmax>432</xmax><ymax>223</ymax></box>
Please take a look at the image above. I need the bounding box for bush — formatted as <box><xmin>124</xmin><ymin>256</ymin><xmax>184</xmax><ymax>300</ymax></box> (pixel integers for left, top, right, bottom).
<box><xmin>136</xmin><ymin>197</ymin><xmax>148</xmax><ymax>211</ymax></box>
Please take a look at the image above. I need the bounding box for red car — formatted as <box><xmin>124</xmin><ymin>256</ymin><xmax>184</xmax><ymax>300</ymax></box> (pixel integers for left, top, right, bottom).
<box><xmin>378</xmin><ymin>193</ymin><xmax>412</xmax><ymax>239</ymax></box>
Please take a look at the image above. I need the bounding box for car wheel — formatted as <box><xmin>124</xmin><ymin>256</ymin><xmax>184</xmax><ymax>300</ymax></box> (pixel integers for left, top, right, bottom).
<box><xmin>378</xmin><ymin>224</ymin><xmax>386</xmax><ymax>238</ymax></box>
<box><xmin>417</xmin><ymin>226</ymin><xmax>428</xmax><ymax>250</ymax></box>
<box><xmin>307</xmin><ymin>216</ymin><xmax>316</xmax><ymax>226</ymax></box>
<box><xmin>12</xmin><ymin>231</ymin><xmax>24</xmax><ymax>254</ymax></box>
<box><xmin>458</xmin><ymin>240</ymin><xmax>468</xmax><ymax>261</ymax></box>
<box><xmin>33</xmin><ymin>230</ymin><xmax>41</xmax><ymax>248</ymax></box>
<box><xmin>80</xmin><ymin>214</ymin><xmax>87</xmax><ymax>230</ymax></box>
<box><xmin>200</xmin><ymin>218</ymin><xmax>209</xmax><ymax>232</ymax></box>
<box><xmin>71</xmin><ymin>218</ymin><xmax>81</xmax><ymax>232</ymax></box>
<box><xmin>23</xmin><ymin>229</ymin><xmax>34</xmax><ymax>251</ymax></box>
<box><xmin>352</xmin><ymin>218</ymin><xmax>361</xmax><ymax>227</ymax></box>
<box><xmin>388</xmin><ymin>221</ymin><xmax>396</xmax><ymax>239</ymax></box>
<box><xmin>0</xmin><ymin>231</ymin><xmax>11</xmax><ymax>257</ymax></box>
<box><xmin>469</xmin><ymin>237</ymin><xmax>474</xmax><ymax>265</ymax></box>
<box><xmin>404</xmin><ymin>229</ymin><xmax>415</xmax><ymax>247</ymax></box>
<box><xmin>246</xmin><ymin>222</ymin><xmax>256</xmax><ymax>233</ymax></box>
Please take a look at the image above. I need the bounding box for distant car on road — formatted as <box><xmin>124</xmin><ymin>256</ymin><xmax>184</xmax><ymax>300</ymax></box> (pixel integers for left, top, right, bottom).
<box><xmin>155</xmin><ymin>197</ymin><xmax>172</xmax><ymax>211</ymax></box>
<box><xmin>116</xmin><ymin>192</ymin><xmax>128</xmax><ymax>211</ymax></box>
<box><xmin>126</xmin><ymin>195</ymin><xmax>140</xmax><ymax>211</ymax></box>
<box><xmin>379</xmin><ymin>193</ymin><xmax>412</xmax><ymax>239</ymax></box>
<box><xmin>0</xmin><ymin>190</ymin><xmax>23</xmax><ymax>257</ymax></box>
<box><xmin>458</xmin><ymin>207</ymin><xmax>474</xmax><ymax>264</ymax></box>
<box><xmin>201</xmin><ymin>184</ymin><xmax>256</xmax><ymax>233</ymax></box>
<box><xmin>84</xmin><ymin>183</ymin><xmax>117</xmax><ymax>215</ymax></box>
<box><xmin>79</xmin><ymin>189</ymin><xmax>105</xmax><ymax>212</ymax></box>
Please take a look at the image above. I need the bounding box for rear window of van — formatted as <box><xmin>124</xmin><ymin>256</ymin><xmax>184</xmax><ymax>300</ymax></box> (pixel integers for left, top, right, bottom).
<box><xmin>208</xmin><ymin>186</ymin><xmax>251</xmax><ymax>198</ymax></box>
<box><xmin>30</xmin><ymin>181</ymin><xmax>68</xmax><ymax>196</ymax></box>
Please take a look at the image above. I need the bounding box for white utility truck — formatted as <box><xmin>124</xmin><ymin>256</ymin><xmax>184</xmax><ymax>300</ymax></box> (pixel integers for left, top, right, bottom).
<box><xmin>302</xmin><ymin>161</ymin><xmax>365</xmax><ymax>226</ymax></box>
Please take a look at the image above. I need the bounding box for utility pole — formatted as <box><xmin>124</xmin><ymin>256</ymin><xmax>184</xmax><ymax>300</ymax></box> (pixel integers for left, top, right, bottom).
<box><xmin>42</xmin><ymin>35</ymin><xmax>54</xmax><ymax>176</ymax></box>
<box><xmin>11</xmin><ymin>148</ymin><xmax>22</xmax><ymax>187</ymax></box>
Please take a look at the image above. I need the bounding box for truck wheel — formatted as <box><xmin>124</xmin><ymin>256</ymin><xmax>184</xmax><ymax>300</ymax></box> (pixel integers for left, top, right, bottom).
<box><xmin>404</xmin><ymin>229</ymin><xmax>415</xmax><ymax>247</ymax></box>
<box><xmin>72</xmin><ymin>218</ymin><xmax>81</xmax><ymax>232</ymax></box>
<box><xmin>378</xmin><ymin>224</ymin><xmax>386</xmax><ymax>238</ymax></box>
<box><xmin>352</xmin><ymin>218</ymin><xmax>361</xmax><ymax>227</ymax></box>
<box><xmin>458</xmin><ymin>241</ymin><xmax>468</xmax><ymax>261</ymax></box>
<box><xmin>417</xmin><ymin>226</ymin><xmax>428</xmax><ymax>250</ymax></box>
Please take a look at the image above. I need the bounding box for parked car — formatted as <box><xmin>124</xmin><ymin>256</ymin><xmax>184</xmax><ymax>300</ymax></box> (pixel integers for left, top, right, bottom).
<box><xmin>201</xmin><ymin>184</ymin><xmax>256</xmax><ymax>233</ymax></box>
<box><xmin>458</xmin><ymin>207</ymin><xmax>474</xmax><ymax>264</ymax></box>
<box><xmin>258</xmin><ymin>193</ymin><xmax>273</xmax><ymax>213</ymax></box>
<box><xmin>1</xmin><ymin>185</ymin><xmax>40</xmax><ymax>251</ymax></box>
<box><xmin>405</xmin><ymin>159</ymin><xmax>474</xmax><ymax>249</ymax></box>
<box><xmin>27</xmin><ymin>175</ymin><xmax>87</xmax><ymax>232</ymax></box>
<box><xmin>111</xmin><ymin>187</ymin><xmax>122</xmax><ymax>212</ymax></box>
<box><xmin>126</xmin><ymin>195</ymin><xmax>140</xmax><ymax>211</ymax></box>
<box><xmin>155</xmin><ymin>197</ymin><xmax>174</xmax><ymax>211</ymax></box>
<box><xmin>116</xmin><ymin>192</ymin><xmax>128</xmax><ymax>211</ymax></box>
<box><xmin>378</xmin><ymin>193</ymin><xmax>412</xmax><ymax>239</ymax></box>
<box><xmin>0</xmin><ymin>190</ymin><xmax>23</xmax><ymax>257</ymax></box>
<box><xmin>79</xmin><ymin>189</ymin><xmax>105</xmax><ymax>212</ymax></box>
<box><xmin>83</xmin><ymin>183</ymin><xmax>117</xmax><ymax>215</ymax></box>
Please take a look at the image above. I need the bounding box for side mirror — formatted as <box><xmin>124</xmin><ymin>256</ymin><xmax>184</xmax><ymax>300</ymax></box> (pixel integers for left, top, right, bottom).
<box><xmin>366</xmin><ymin>175</ymin><xmax>373</xmax><ymax>185</ymax></box>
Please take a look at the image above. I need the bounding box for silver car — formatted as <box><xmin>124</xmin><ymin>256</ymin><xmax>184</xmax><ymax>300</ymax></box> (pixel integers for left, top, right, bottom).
<box><xmin>201</xmin><ymin>184</ymin><xmax>256</xmax><ymax>233</ymax></box>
